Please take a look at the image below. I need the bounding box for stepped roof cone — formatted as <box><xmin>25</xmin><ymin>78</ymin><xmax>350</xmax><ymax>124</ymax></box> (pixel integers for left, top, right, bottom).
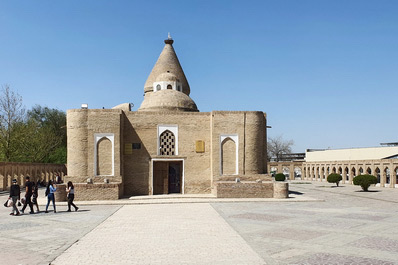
<box><xmin>138</xmin><ymin>36</ymin><xmax>198</xmax><ymax>112</ymax></box>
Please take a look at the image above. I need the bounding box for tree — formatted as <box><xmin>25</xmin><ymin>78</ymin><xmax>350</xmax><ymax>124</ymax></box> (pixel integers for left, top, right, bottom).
<box><xmin>327</xmin><ymin>173</ymin><xmax>342</xmax><ymax>187</ymax></box>
<box><xmin>24</xmin><ymin>105</ymin><xmax>67</xmax><ymax>163</ymax></box>
<box><xmin>0</xmin><ymin>84</ymin><xmax>25</xmax><ymax>161</ymax></box>
<box><xmin>13</xmin><ymin>118</ymin><xmax>64</xmax><ymax>163</ymax></box>
<box><xmin>353</xmin><ymin>174</ymin><xmax>378</xmax><ymax>192</ymax></box>
<box><xmin>274</xmin><ymin>173</ymin><xmax>286</xmax><ymax>181</ymax></box>
<box><xmin>267</xmin><ymin>135</ymin><xmax>294</xmax><ymax>161</ymax></box>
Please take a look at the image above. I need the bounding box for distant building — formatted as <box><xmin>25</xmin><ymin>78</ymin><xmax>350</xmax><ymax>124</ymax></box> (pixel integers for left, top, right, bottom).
<box><xmin>268</xmin><ymin>146</ymin><xmax>398</xmax><ymax>188</ymax></box>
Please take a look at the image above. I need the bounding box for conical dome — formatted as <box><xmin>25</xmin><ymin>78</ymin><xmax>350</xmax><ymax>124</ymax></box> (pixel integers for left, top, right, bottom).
<box><xmin>138</xmin><ymin>36</ymin><xmax>198</xmax><ymax>112</ymax></box>
<box><xmin>144</xmin><ymin>38</ymin><xmax>190</xmax><ymax>95</ymax></box>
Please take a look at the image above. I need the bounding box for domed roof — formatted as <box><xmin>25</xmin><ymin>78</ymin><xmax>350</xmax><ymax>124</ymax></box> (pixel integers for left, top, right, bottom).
<box><xmin>138</xmin><ymin>90</ymin><xmax>198</xmax><ymax>112</ymax></box>
<box><xmin>144</xmin><ymin>38</ymin><xmax>190</xmax><ymax>95</ymax></box>
<box><xmin>156</xmin><ymin>72</ymin><xmax>179</xmax><ymax>82</ymax></box>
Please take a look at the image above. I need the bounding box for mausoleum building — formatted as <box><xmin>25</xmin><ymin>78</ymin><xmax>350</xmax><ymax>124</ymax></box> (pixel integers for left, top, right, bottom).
<box><xmin>66</xmin><ymin>36</ymin><xmax>287</xmax><ymax>200</ymax></box>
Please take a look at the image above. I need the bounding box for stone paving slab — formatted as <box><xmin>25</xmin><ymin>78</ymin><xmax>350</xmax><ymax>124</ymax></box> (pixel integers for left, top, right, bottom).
<box><xmin>0</xmin><ymin>203</ymin><xmax>120</xmax><ymax>265</ymax></box>
<box><xmin>51</xmin><ymin>204</ymin><xmax>266</xmax><ymax>265</ymax></box>
<box><xmin>212</xmin><ymin>183</ymin><xmax>398</xmax><ymax>264</ymax></box>
<box><xmin>2</xmin><ymin>181</ymin><xmax>398</xmax><ymax>264</ymax></box>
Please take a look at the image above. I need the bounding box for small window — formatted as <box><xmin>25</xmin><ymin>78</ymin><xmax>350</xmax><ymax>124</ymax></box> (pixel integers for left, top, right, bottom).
<box><xmin>132</xmin><ymin>143</ymin><xmax>141</xmax><ymax>149</ymax></box>
<box><xmin>167</xmin><ymin>84</ymin><xmax>172</xmax><ymax>90</ymax></box>
<box><xmin>177</xmin><ymin>85</ymin><xmax>181</xmax><ymax>91</ymax></box>
<box><xmin>156</xmin><ymin>84</ymin><xmax>161</xmax><ymax>91</ymax></box>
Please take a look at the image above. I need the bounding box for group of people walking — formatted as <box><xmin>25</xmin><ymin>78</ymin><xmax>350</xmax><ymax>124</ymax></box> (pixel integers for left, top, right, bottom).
<box><xmin>8</xmin><ymin>176</ymin><xmax>78</xmax><ymax>216</ymax></box>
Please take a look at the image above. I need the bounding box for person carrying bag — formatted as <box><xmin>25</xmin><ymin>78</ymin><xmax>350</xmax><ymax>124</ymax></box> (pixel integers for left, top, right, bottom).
<box><xmin>8</xmin><ymin>179</ymin><xmax>21</xmax><ymax>216</ymax></box>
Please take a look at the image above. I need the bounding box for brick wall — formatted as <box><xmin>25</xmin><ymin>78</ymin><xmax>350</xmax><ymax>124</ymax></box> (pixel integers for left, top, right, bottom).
<box><xmin>0</xmin><ymin>162</ymin><xmax>66</xmax><ymax>191</ymax></box>
<box><xmin>73</xmin><ymin>183</ymin><xmax>122</xmax><ymax>201</ymax></box>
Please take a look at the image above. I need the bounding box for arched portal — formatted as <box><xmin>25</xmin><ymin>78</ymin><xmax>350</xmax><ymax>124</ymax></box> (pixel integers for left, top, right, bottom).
<box><xmin>97</xmin><ymin>137</ymin><xmax>112</xmax><ymax>175</ymax></box>
<box><xmin>375</xmin><ymin>167</ymin><xmax>381</xmax><ymax>183</ymax></box>
<box><xmin>283</xmin><ymin>166</ymin><xmax>290</xmax><ymax>179</ymax></box>
<box><xmin>385</xmin><ymin>167</ymin><xmax>390</xmax><ymax>185</ymax></box>
<box><xmin>221</xmin><ymin>137</ymin><xmax>236</xmax><ymax>175</ymax></box>
<box><xmin>294</xmin><ymin>167</ymin><xmax>302</xmax><ymax>179</ymax></box>
<box><xmin>351</xmin><ymin>167</ymin><xmax>356</xmax><ymax>180</ymax></box>
<box><xmin>366</xmin><ymin>167</ymin><xmax>372</xmax><ymax>175</ymax></box>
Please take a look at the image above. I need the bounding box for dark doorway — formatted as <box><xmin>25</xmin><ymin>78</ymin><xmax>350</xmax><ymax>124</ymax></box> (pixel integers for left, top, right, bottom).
<box><xmin>153</xmin><ymin>161</ymin><xmax>182</xmax><ymax>195</ymax></box>
<box><xmin>168</xmin><ymin>162</ymin><xmax>181</xmax><ymax>193</ymax></box>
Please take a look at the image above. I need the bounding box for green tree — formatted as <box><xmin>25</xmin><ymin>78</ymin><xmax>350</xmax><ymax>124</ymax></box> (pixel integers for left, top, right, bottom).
<box><xmin>353</xmin><ymin>174</ymin><xmax>378</xmax><ymax>192</ymax></box>
<box><xmin>0</xmin><ymin>84</ymin><xmax>25</xmax><ymax>161</ymax></box>
<box><xmin>327</xmin><ymin>173</ymin><xmax>342</xmax><ymax>187</ymax></box>
<box><xmin>25</xmin><ymin>105</ymin><xmax>67</xmax><ymax>163</ymax></box>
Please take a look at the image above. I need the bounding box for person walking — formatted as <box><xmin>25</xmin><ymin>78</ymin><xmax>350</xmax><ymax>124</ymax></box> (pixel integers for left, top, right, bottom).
<box><xmin>32</xmin><ymin>182</ymin><xmax>40</xmax><ymax>213</ymax></box>
<box><xmin>21</xmin><ymin>176</ymin><xmax>34</xmax><ymax>214</ymax></box>
<box><xmin>9</xmin><ymin>179</ymin><xmax>21</xmax><ymax>216</ymax></box>
<box><xmin>66</xmin><ymin>181</ymin><xmax>79</xmax><ymax>212</ymax></box>
<box><xmin>45</xmin><ymin>180</ymin><xmax>56</xmax><ymax>213</ymax></box>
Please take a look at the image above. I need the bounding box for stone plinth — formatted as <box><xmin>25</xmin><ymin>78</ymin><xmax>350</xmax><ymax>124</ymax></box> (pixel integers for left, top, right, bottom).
<box><xmin>214</xmin><ymin>180</ymin><xmax>289</xmax><ymax>198</ymax></box>
<box><xmin>273</xmin><ymin>182</ymin><xmax>289</xmax><ymax>198</ymax></box>
<box><xmin>55</xmin><ymin>184</ymin><xmax>67</xmax><ymax>202</ymax></box>
<box><xmin>215</xmin><ymin>181</ymin><xmax>274</xmax><ymax>198</ymax></box>
<box><xmin>73</xmin><ymin>183</ymin><xmax>123</xmax><ymax>201</ymax></box>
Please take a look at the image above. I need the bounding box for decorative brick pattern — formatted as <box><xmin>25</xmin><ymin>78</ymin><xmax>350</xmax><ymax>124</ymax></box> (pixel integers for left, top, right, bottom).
<box><xmin>263</xmin><ymin>228</ymin><xmax>325</xmax><ymax>241</ymax></box>
<box><xmin>337</xmin><ymin>213</ymin><xmax>388</xmax><ymax>221</ymax></box>
<box><xmin>348</xmin><ymin>236</ymin><xmax>398</xmax><ymax>253</ymax></box>
<box><xmin>230</xmin><ymin>212</ymin><xmax>288</xmax><ymax>222</ymax></box>
<box><xmin>292</xmin><ymin>253</ymin><xmax>394</xmax><ymax>265</ymax></box>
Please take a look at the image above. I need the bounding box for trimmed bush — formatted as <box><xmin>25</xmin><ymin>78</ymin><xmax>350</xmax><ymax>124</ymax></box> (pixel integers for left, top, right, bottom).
<box><xmin>274</xmin><ymin>173</ymin><xmax>286</xmax><ymax>181</ymax></box>
<box><xmin>327</xmin><ymin>173</ymin><xmax>342</xmax><ymax>187</ymax></box>
<box><xmin>353</xmin><ymin>174</ymin><xmax>377</xmax><ymax>191</ymax></box>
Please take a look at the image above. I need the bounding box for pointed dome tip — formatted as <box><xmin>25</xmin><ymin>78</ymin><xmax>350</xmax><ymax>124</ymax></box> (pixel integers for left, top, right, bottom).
<box><xmin>165</xmin><ymin>32</ymin><xmax>174</xmax><ymax>44</ymax></box>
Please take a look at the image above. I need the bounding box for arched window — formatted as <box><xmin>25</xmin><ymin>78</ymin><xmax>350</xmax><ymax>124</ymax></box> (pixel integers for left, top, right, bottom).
<box><xmin>167</xmin><ymin>84</ymin><xmax>172</xmax><ymax>90</ymax></box>
<box><xmin>159</xmin><ymin>130</ymin><xmax>176</xmax><ymax>155</ymax></box>
<box><xmin>156</xmin><ymin>84</ymin><xmax>161</xmax><ymax>91</ymax></box>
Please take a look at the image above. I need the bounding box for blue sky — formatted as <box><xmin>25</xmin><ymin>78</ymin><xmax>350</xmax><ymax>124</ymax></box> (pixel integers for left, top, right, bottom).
<box><xmin>1</xmin><ymin>0</ymin><xmax>397</xmax><ymax>152</ymax></box>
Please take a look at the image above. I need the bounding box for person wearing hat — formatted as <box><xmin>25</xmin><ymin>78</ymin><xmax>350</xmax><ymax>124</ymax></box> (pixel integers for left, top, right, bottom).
<box><xmin>9</xmin><ymin>179</ymin><xmax>21</xmax><ymax>216</ymax></box>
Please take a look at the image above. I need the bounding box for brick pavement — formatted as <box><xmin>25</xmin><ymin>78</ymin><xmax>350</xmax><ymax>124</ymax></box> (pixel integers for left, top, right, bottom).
<box><xmin>0</xmin><ymin>202</ymin><xmax>120</xmax><ymax>265</ymax></box>
<box><xmin>212</xmin><ymin>182</ymin><xmax>398</xmax><ymax>264</ymax></box>
<box><xmin>51</xmin><ymin>204</ymin><xmax>266</xmax><ymax>265</ymax></box>
<box><xmin>2</xmin><ymin>181</ymin><xmax>398</xmax><ymax>264</ymax></box>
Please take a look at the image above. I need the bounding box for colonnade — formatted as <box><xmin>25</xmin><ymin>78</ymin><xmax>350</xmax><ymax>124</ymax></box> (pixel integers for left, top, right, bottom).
<box><xmin>302</xmin><ymin>159</ymin><xmax>398</xmax><ymax>188</ymax></box>
<box><xmin>268</xmin><ymin>159</ymin><xmax>398</xmax><ymax>188</ymax></box>
<box><xmin>0</xmin><ymin>162</ymin><xmax>67</xmax><ymax>190</ymax></box>
<box><xmin>267</xmin><ymin>162</ymin><xmax>303</xmax><ymax>179</ymax></box>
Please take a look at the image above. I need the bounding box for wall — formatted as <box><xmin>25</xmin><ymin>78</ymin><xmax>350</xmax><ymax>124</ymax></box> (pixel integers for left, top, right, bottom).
<box><xmin>306</xmin><ymin>147</ymin><xmax>398</xmax><ymax>162</ymax></box>
<box><xmin>122</xmin><ymin>111</ymin><xmax>212</xmax><ymax>196</ymax></box>
<box><xmin>73</xmin><ymin>183</ymin><xmax>122</xmax><ymax>201</ymax></box>
<box><xmin>67</xmin><ymin>109</ymin><xmax>268</xmax><ymax>198</ymax></box>
<box><xmin>67</xmin><ymin>109</ymin><xmax>123</xmax><ymax>183</ymax></box>
<box><xmin>0</xmin><ymin>162</ymin><xmax>67</xmax><ymax>190</ymax></box>
<box><xmin>211</xmin><ymin>111</ymin><xmax>267</xmax><ymax>181</ymax></box>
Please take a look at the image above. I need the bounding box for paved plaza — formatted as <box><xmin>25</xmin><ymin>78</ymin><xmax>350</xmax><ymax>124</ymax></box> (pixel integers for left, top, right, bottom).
<box><xmin>1</xmin><ymin>182</ymin><xmax>398</xmax><ymax>264</ymax></box>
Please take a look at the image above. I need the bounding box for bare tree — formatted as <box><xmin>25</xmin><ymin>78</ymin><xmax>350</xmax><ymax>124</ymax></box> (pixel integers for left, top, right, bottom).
<box><xmin>267</xmin><ymin>135</ymin><xmax>294</xmax><ymax>161</ymax></box>
<box><xmin>0</xmin><ymin>84</ymin><xmax>25</xmax><ymax>161</ymax></box>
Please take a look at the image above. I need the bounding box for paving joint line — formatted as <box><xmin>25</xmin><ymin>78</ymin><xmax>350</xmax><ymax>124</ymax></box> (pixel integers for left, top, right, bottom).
<box><xmin>294</xmin><ymin>184</ymin><xmax>398</xmax><ymax>204</ymax></box>
<box><xmin>47</xmin><ymin>205</ymin><xmax>123</xmax><ymax>265</ymax></box>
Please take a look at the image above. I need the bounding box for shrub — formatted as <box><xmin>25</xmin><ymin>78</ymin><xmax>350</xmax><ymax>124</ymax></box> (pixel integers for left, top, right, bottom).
<box><xmin>327</xmin><ymin>173</ymin><xmax>342</xmax><ymax>187</ymax></box>
<box><xmin>353</xmin><ymin>174</ymin><xmax>377</xmax><ymax>191</ymax></box>
<box><xmin>274</xmin><ymin>173</ymin><xmax>286</xmax><ymax>181</ymax></box>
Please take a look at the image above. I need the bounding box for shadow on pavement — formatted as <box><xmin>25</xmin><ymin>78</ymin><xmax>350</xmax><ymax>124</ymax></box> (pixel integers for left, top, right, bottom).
<box><xmin>289</xmin><ymin>190</ymin><xmax>304</xmax><ymax>195</ymax></box>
